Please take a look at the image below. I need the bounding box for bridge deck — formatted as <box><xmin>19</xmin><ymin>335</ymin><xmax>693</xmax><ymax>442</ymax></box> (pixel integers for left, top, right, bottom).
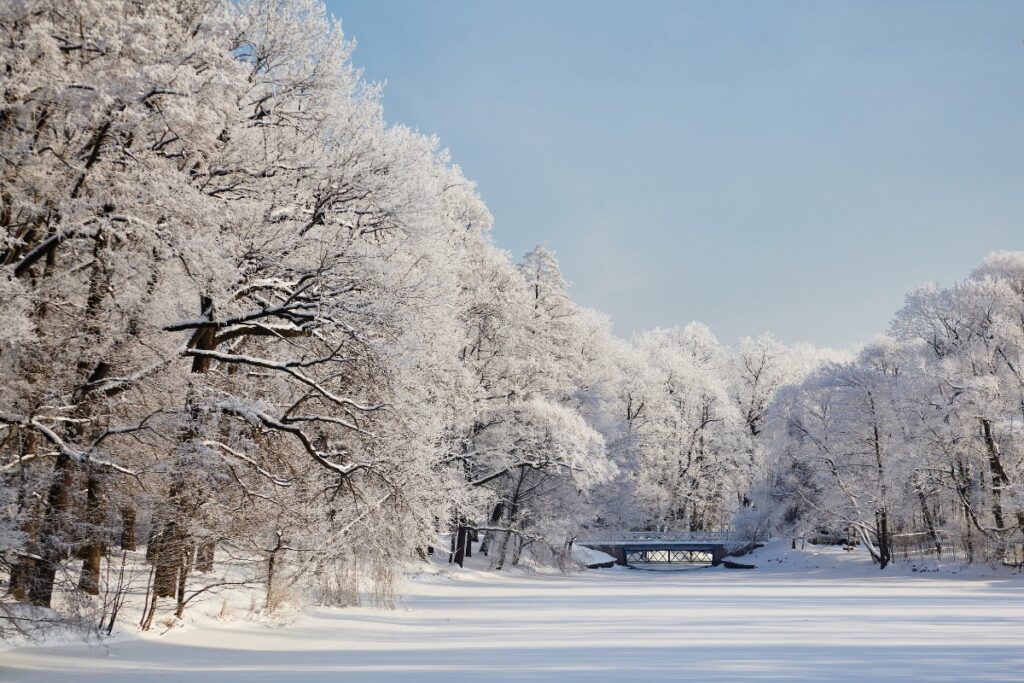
<box><xmin>592</xmin><ymin>540</ymin><xmax>727</xmax><ymax>548</ymax></box>
<box><xmin>579</xmin><ymin>532</ymin><xmax>740</xmax><ymax>545</ymax></box>
<box><xmin>577</xmin><ymin>532</ymin><xmax>746</xmax><ymax>567</ymax></box>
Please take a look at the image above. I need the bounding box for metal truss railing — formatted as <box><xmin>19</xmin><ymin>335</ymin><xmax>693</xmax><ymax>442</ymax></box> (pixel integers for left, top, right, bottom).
<box><xmin>624</xmin><ymin>548</ymin><xmax>715</xmax><ymax>565</ymax></box>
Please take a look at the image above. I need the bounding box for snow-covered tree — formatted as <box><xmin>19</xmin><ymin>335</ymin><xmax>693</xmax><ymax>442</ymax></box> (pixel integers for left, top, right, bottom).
<box><xmin>767</xmin><ymin>252</ymin><xmax>1024</xmax><ymax>568</ymax></box>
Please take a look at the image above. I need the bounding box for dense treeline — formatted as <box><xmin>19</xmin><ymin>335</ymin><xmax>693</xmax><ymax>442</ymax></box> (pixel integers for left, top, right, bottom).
<box><xmin>765</xmin><ymin>253</ymin><xmax>1024</xmax><ymax>569</ymax></box>
<box><xmin>0</xmin><ymin>0</ymin><xmax>830</xmax><ymax>635</ymax></box>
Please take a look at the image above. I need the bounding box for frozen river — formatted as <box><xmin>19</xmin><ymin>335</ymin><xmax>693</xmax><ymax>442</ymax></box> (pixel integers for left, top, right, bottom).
<box><xmin>4</xmin><ymin>544</ymin><xmax>1024</xmax><ymax>682</ymax></box>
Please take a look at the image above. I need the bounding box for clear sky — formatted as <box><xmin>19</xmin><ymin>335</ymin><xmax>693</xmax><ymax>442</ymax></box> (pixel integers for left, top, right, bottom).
<box><xmin>326</xmin><ymin>0</ymin><xmax>1024</xmax><ymax>348</ymax></box>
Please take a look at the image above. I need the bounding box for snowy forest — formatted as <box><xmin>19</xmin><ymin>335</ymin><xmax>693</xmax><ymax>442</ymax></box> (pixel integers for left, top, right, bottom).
<box><xmin>3</xmin><ymin>0</ymin><xmax>1024</xmax><ymax>639</ymax></box>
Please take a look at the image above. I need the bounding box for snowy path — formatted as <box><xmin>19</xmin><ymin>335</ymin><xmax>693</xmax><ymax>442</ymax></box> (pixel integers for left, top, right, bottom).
<box><xmin>4</xmin><ymin>554</ymin><xmax>1024</xmax><ymax>681</ymax></box>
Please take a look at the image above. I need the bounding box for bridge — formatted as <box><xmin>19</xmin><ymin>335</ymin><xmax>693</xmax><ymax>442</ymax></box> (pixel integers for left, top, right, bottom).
<box><xmin>576</xmin><ymin>531</ymin><xmax>746</xmax><ymax>568</ymax></box>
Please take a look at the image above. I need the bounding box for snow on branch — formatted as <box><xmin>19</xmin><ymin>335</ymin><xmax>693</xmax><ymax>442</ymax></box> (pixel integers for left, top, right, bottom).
<box><xmin>185</xmin><ymin>349</ymin><xmax>382</xmax><ymax>413</ymax></box>
<box><xmin>0</xmin><ymin>415</ymin><xmax>139</xmax><ymax>478</ymax></box>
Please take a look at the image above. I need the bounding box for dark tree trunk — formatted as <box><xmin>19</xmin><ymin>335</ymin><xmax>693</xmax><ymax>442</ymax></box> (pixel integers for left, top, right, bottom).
<box><xmin>67</xmin><ymin>238</ymin><xmax>112</xmax><ymax>598</ymax></box>
<box><xmin>78</xmin><ymin>543</ymin><xmax>103</xmax><ymax>595</ymax></box>
<box><xmin>8</xmin><ymin>558</ymin><xmax>34</xmax><ymax>601</ymax></box>
<box><xmin>266</xmin><ymin>551</ymin><xmax>277</xmax><ymax>609</ymax></box>
<box><xmin>980</xmin><ymin>419</ymin><xmax>1024</xmax><ymax>532</ymax></box>
<box><xmin>875</xmin><ymin>508</ymin><xmax>892</xmax><ymax>570</ymax></box>
<box><xmin>953</xmin><ymin>456</ymin><xmax>979</xmax><ymax>560</ymax></box>
<box><xmin>145</xmin><ymin>523</ymin><xmax>160</xmax><ymax>562</ymax></box>
<box><xmin>453</xmin><ymin>524</ymin><xmax>468</xmax><ymax>567</ymax></box>
<box><xmin>9</xmin><ymin>432</ymin><xmax>40</xmax><ymax>601</ymax></box>
<box><xmin>511</xmin><ymin>536</ymin><xmax>525</xmax><ymax>566</ymax></box>
<box><xmin>151</xmin><ymin>518</ymin><xmax>185</xmax><ymax>599</ymax></box>
<box><xmin>120</xmin><ymin>506</ymin><xmax>136</xmax><ymax>551</ymax></box>
<box><xmin>265</xmin><ymin>533</ymin><xmax>285</xmax><ymax>610</ymax></box>
<box><xmin>27</xmin><ymin>453</ymin><xmax>75</xmax><ymax>607</ymax></box>
<box><xmin>188</xmin><ymin>295</ymin><xmax>217</xmax><ymax>372</ymax></box>
<box><xmin>495</xmin><ymin>469</ymin><xmax>527</xmax><ymax>571</ymax></box>
<box><xmin>479</xmin><ymin>502</ymin><xmax>504</xmax><ymax>556</ymax></box>
<box><xmin>982</xmin><ymin>419</ymin><xmax>1008</xmax><ymax>530</ymax></box>
<box><xmin>77</xmin><ymin>470</ymin><xmax>105</xmax><ymax>595</ymax></box>
<box><xmin>174</xmin><ymin>540</ymin><xmax>194</xmax><ymax>618</ymax></box>
<box><xmin>195</xmin><ymin>540</ymin><xmax>215</xmax><ymax>573</ymax></box>
<box><xmin>10</xmin><ymin>503</ymin><xmax>41</xmax><ymax>601</ymax></box>
<box><xmin>916</xmin><ymin>484</ymin><xmax>942</xmax><ymax>557</ymax></box>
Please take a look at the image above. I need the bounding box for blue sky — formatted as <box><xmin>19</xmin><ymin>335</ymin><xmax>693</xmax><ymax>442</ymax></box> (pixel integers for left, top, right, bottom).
<box><xmin>327</xmin><ymin>1</ymin><xmax>1024</xmax><ymax>348</ymax></box>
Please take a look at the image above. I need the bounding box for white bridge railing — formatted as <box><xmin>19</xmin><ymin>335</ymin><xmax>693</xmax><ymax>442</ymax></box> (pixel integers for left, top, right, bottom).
<box><xmin>578</xmin><ymin>531</ymin><xmax>743</xmax><ymax>545</ymax></box>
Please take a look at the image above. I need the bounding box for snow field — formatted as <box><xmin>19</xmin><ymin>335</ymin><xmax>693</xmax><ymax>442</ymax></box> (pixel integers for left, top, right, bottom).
<box><xmin>3</xmin><ymin>543</ymin><xmax>1024</xmax><ymax>682</ymax></box>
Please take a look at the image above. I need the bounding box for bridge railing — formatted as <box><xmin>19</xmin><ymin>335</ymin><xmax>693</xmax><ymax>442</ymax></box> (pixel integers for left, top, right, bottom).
<box><xmin>577</xmin><ymin>530</ymin><xmax>743</xmax><ymax>545</ymax></box>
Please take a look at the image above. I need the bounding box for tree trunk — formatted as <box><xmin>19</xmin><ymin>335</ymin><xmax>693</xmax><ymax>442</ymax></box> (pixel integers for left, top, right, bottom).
<box><xmin>67</xmin><ymin>237</ymin><xmax>112</xmax><ymax>598</ymax></box>
<box><xmin>495</xmin><ymin>470</ymin><xmax>526</xmax><ymax>571</ymax></box>
<box><xmin>870</xmin><ymin>421</ymin><xmax>891</xmax><ymax>571</ymax></box>
<box><xmin>511</xmin><ymin>536</ymin><xmax>525</xmax><ymax>566</ymax></box>
<box><xmin>120</xmin><ymin>506</ymin><xmax>136</xmax><ymax>551</ymax></box>
<box><xmin>146</xmin><ymin>523</ymin><xmax>159</xmax><ymax>562</ymax></box>
<box><xmin>151</xmin><ymin>518</ymin><xmax>185</xmax><ymax>599</ymax></box>
<box><xmin>494</xmin><ymin>529</ymin><xmax>514</xmax><ymax>571</ymax></box>
<box><xmin>174</xmin><ymin>540</ymin><xmax>194</xmax><ymax>619</ymax></box>
<box><xmin>10</xmin><ymin>503</ymin><xmax>41</xmax><ymax>601</ymax></box>
<box><xmin>980</xmin><ymin>419</ymin><xmax>1024</xmax><ymax>532</ymax></box>
<box><xmin>875</xmin><ymin>508</ymin><xmax>892</xmax><ymax>570</ymax></box>
<box><xmin>77</xmin><ymin>470</ymin><xmax>105</xmax><ymax>595</ymax></box>
<box><xmin>265</xmin><ymin>533</ymin><xmax>285</xmax><ymax>611</ymax></box>
<box><xmin>479</xmin><ymin>502</ymin><xmax>504</xmax><ymax>556</ymax></box>
<box><xmin>266</xmin><ymin>550</ymin><xmax>277</xmax><ymax>611</ymax></box>
<box><xmin>195</xmin><ymin>540</ymin><xmax>215</xmax><ymax>573</ymax></box>
<box><xmin>9</xmin><ymin>431</ymin><xmax>40</xmax><ymax>601</ymax></box>
<box><xmin>981</xmin><ymin>419</ymin><xmax>1008</xmax><ymax>530</ymax></box>
<box><xmin>962</xmin><ymin>505</ymin><xmax>975</xmax><ymax>563</ymax></box>
<box><xmin>77</xmin><ymin>543</ymin><xmax>103</xmax><ymax>595</ymax></box>
<box><xmin>915</xmin><ymin>483</ymin><xmax>942</xmax><ymax>557</ymax></box>
<box><xmin>27</xmin><ymin>453</ymin><xmax>75</xmax><ymax>607</ymax></box>
<box><xmin>453</xmin><ymin>524</ymin><xmax>468</xmax><ymax>567</ymax></box>
<box><xmin>8</xmin><ymin>557</ymin><xmax>34</xmax><ymax>601</ymax></box>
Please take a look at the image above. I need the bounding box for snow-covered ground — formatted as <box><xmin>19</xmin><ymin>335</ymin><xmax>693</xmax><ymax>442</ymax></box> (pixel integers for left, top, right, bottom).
<box><xmin>3</xmin><ymin>542</ymin><xmax>1024</xmax><ymax>682</ymax></box>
